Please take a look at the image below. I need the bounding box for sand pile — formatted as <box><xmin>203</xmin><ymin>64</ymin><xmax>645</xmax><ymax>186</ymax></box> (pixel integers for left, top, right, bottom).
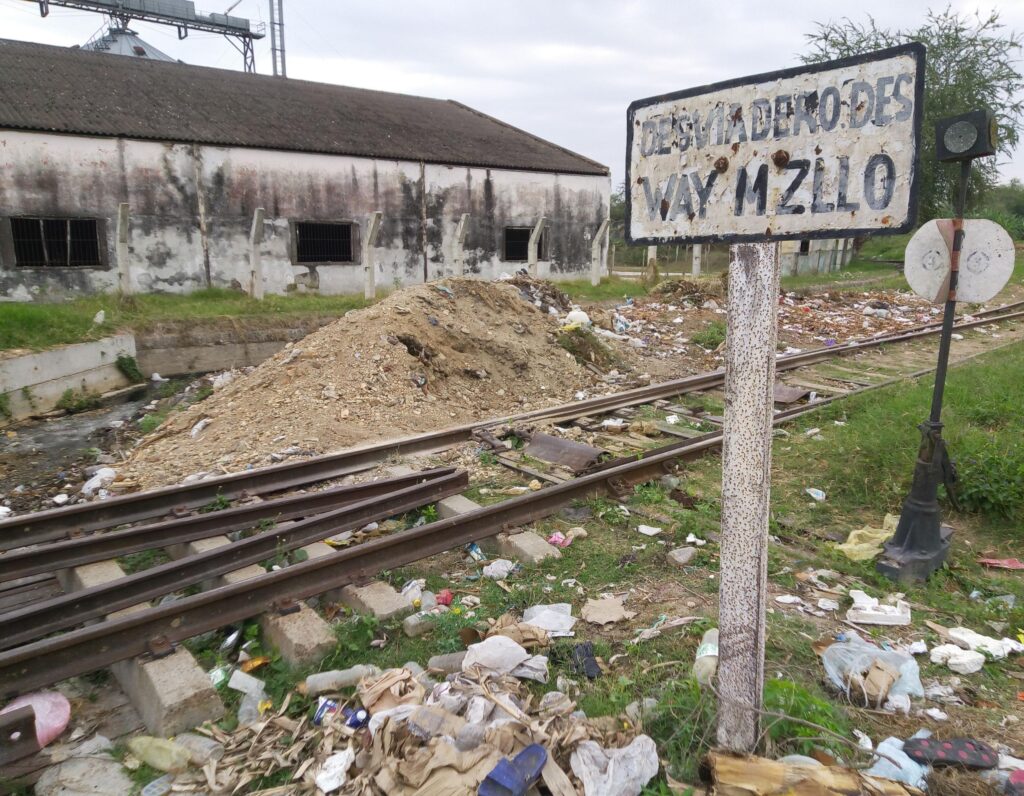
<box><xmin>126</xmin><ymin>278</ymin><xmax>597</xmax><ymax>488</ymax></box>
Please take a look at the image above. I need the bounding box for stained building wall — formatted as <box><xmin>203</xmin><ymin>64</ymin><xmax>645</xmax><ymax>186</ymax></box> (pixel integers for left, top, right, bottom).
<box><xmin>0</xmin><ymin>130</ymin><xmax>610</xmax><ymax>301</ymax></box>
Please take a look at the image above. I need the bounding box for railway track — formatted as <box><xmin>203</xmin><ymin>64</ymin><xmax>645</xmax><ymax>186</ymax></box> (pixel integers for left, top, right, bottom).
<box><xmin>0</xmin><ymin>298</ymin><xmax>1021</xmax><ymax>723</ymax></box>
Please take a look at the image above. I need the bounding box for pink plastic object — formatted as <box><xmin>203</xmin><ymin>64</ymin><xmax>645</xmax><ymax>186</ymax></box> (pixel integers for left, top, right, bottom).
<box><xmin>0</xmin><ymin>691</ymin><xmax>71</xmax><ymax>747</ymax></box>
<box><xmin>978</xmin><ymin>557</ymin><xmax>1024</xmax><ymax>570</ymax></box>
<box><xmin>547</xmin><ymin>532</ymin><xmax>571</xmax><ymax>548</ymax></box>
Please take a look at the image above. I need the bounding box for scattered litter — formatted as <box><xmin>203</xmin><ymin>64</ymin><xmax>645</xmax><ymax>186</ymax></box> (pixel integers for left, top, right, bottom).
<box><xmin>631</xmin><ymin>615</ymin><xmax>701</xmax><ymax>644</ymax></box>
<box><xmin>978</xmin><ymin>557</ymin><xmax>1024</xmax><ymax>570</ymax></box>
<box><xmin>817</xmin><ymin>598</ymin><xmax>840</xmax><ymax>612</ymax></box>
<box><xmin>903</xmin><ymin>736</ymin><xmax>998</xmax><ymax>769</ymax></box>
<box><xmin>127</xmin><ymin>737</ymin><xmax>191</xmax><ymax>773</ymax></box>
<box><xmin>80</xmin><ymin>467</ymin><xmax>116</xmax><ymax>496</ymax></box>
<box><xmin>314</xmin><ymin>747</ymin><xmax>356</xmax><ymax>792</ymax></box>
<box><xmin>480</xmin><ymin>743</ymin><xmax>547</xmax><ymax>796</ymax></box>
<box><xmin>805</xmin><ymin>487</ymin><xmax>826</xmax><ymax>502</ymax></box>
<box><xmin>357</xmin><ymin>668</ymin><xmax>425</xmax><ymax>714</ymax></box>
<box><xmin>684</xmin><ymin>532</ymin><xmax>707</xmax><ymax>546</ymax></box>
<box><xmin>523</xmin><ymin>603</ymin><xmax>577</xmax><ymax>637</ymax></box>
<box><xmin>570</xmin><ymin>735</ymin><xmax>658</xmax><ymax>796</ymax></box>
<box><xmin>775</xmin><ymin>595</ymin><xmax>804</xmax><ymax>605</ymax></box>
<box><xmin>923</xmin><ymin>707</ymin><xmax>948</xmax><ymax>721</ymax></box>
<box><xmin>846</xmin><ymin>590</ymin><xmax>911</xmax><ymax>626</ymax></box>
<box><xmin>581</xmin><ymin>596</ymin><xmax>636</xmax><ymax>626</ymax></box>
<box><xmin>947</xmin><ymin>626</ymin><xmax>1024</xmax><ymax>659</ymax></box>
<box><xmin>930</xmin><ymin>644</ymin><xmax>986</xmax><ymax>675</ymax></box>
<box><xmin>864</xmin><ymin>733</ymin><xmax>929</xmax><ymax>790</ymax></box>
<box><xmin>821</xmin><ymin>632</ymin><xmax>923</xmax><ymax>706</ymax></box>
<box><xmin>463</xmin><ymin>636</ymin><xmax>531</xmax><ymax>676</ymax></box>
<box><xmin>835</xmin><ymin>514</ymin><xmax>897</xmax><ymax>561</ymax></box>
<box><xmin>189</xmin><ymin>417</ymin><xmax>212</xmax><ymax>438</ymax></box>
<box><xmin>482</xmin><ymin>558</ymin><xmax>515</xmax><ymax>580</ymax></box>
<box><xmin>572</xmin><ymin>641</ymin><xmax>601</xmax><ymax>679</ymax></box>
<box><xmin>693</xmin><ymin>628</ymin><xmax>719</xmax><ymax>686</ymax></box>
<box><xmin>904</xmin><ymin>640</ymin><xmax>928</xmax><ymax>656</ymax></box>
<box><xmin>0</xmin><ymin>690</ymin><xmax>70</xmax><ymax>748</ymax></box>
<box><xmin>924</xmin><ymin>680</ymin><xmax>964</xmax><ymax>705</ymax></box>
<box><xmin>708</xmin><ymin>749</ymin><xmax>923</xmax><ymax>794</ymax></box>
<box><xmin>636</xmin><ymin>524</ymin><xmax>662</xmax><ymax>537</ymax></box>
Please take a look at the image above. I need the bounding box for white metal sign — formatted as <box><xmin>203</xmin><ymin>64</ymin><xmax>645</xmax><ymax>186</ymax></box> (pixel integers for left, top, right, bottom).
<box><xmin>905</xmin><ymin>219</ymin><xmax>1015</xmax><ymax>303</ymax></box>
<box><xmin>626</xmin><ymin>44</ymin><xmax>924</xmax><ymax>244</ymax></box>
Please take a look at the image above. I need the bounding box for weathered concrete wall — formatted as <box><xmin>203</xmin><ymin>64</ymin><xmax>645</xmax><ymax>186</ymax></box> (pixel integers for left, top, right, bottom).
<box><xmin>0</xmin><ymin>334</ymin><xmax>135</xmax><ymax>422</ymax></box>
<box><xmin>0</xmin><ymin>131</ymin><xmax>610</xmax><ymax>301</ymax></box>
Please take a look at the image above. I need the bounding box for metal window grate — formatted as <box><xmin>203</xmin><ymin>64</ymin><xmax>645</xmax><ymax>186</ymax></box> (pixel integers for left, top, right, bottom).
<box><xmin>295</xmin><ymin>222</ymin><xmax>353</xmax><ymax>263</ymax></box>
<box><xmin>10</xmin><ymin>218</ymin><xmax>101</xmax><ymax>267</ymax></box>
<box><xmin>503</xmin><ymin>227</ymin><xmax>544</xmax><ymax>262</ymax></box>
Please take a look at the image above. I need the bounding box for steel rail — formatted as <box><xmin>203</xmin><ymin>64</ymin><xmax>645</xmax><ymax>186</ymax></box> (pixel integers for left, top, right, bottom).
<box><xmin>0</xmin><ymin>470</ymin><xmax>468</xmax><ymax>649</ymax></box>
<box><xmin>0</xmin><ymin>439</ymin><xmax>698</xmax><ymax>697</ymax></box>
<box><xmin>1</xmin><ymin>300</ymin><xmax>1020</xmax><ymax>550</ymax></box>
<box><xmin>0</xmin><ymin>468</ymin><xmax>460</xmax><ymax>579</ymax></box>
<box><xmin>1</xmin><ymin>331</ymin><xmax>1022</xmax><ymax>694</ymax></box>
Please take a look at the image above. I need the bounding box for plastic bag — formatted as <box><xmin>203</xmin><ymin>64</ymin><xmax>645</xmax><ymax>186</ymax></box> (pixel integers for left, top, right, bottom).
<box><xmin>821</xmin><ymin>633</ymin><xmax>923</xmax><ymax>701</ymax></box>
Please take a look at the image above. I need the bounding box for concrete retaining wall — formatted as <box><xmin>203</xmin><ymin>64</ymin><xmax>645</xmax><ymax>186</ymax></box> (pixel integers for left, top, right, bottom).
<box><xmin>0</xmin><ymin>335</ymin><xmax>135</xmax><ymax>423</ymax></box>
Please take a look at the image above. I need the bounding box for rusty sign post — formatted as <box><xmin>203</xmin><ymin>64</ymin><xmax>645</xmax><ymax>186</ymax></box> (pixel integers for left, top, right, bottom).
<box><xmin>626</xmin><ymin>43</ymin><xmax>923</xmax><ymax>752</ymax></box>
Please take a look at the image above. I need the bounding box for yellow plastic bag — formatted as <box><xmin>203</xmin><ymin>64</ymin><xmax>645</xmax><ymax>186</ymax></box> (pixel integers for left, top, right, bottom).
<box><xmin>835</xmin><ymin>514</ymin><xmax>898</xmax><ymax>561</ymax></box>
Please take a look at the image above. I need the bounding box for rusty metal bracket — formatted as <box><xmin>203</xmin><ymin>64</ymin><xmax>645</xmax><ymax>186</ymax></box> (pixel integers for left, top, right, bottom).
<box><xmin>605</xmin><ymin>477</ymin><xmax>630</xmax><ymax>499</ymax></box>
<box><xmin>146</xmin><ymin>635</ymin><xmax>174</xmax><ymax>659</ymax></box>
<box><xmin>272</xmin><ymin>598</ymin><xmax>300</xmax><ymax>616</ymax></box>
<box><xmin>0</xmin><ymin>704</ymin><xmax>40</xmax><ymax>766</ymax></box>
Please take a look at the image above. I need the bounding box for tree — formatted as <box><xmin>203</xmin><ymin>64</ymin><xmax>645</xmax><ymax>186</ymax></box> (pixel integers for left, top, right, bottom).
<box><xmin>801</xmin><ymin>9</ymin><xmax>1023</xmax><ymax>221</ymax></box>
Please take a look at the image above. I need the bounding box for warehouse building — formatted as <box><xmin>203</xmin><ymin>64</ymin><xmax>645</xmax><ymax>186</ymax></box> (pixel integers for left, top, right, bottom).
<box><xmin>0</xmin><ymin>39</ymin><xmax>610</xmax><ymax>301</ymax></box>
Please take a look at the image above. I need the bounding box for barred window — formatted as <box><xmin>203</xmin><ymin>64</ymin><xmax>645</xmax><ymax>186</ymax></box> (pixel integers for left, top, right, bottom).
<box><xmin>294</xmin><ymin>222</ymin><xmax>354</xmax><ymax>263</ymax></box>
<box><xmin>11</xmin><ymin>217</ymin><xmax>102</xmax><ymax>267</ymax></box>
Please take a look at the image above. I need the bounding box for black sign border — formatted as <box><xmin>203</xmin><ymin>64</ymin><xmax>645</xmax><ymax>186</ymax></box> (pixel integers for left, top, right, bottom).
<box><xmin>624</xmin><ymin>42</ymin><xmax>925</xmax><ymax>246</ymax></box>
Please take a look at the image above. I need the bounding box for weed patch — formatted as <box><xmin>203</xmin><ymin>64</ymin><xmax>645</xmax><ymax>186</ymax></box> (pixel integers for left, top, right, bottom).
<box><xmin>692</xmin><ymin>321</ymin><xmax>726</xmax><ymax>350</ymax></box>
<box><xmin>115</xmin><ymin>353</ymin><xmax>144</xmax><ymax>383</ymax></box>
<box><xmin>55</xmin><ymin>388</ymin><xmax>101</xmax><ymax>414</ymax></box>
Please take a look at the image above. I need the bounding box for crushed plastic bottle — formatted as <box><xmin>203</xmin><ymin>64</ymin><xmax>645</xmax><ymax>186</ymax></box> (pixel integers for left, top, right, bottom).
<box><xmin>140</xmin><ymin>773</ymin><xmax>174</xmax><ymax>796</ymax></box>
<box><xmin>693</xmin><ymin>628</ymin><xmax>719</xmax><ymax>686</ymax></box>
<box><xmin>172</xmin><ymin>732</ymin><xmax>224</xmax><ymax>765</ymax></box>
<box><xmin>127</xmin><ymin>736</ymin><xmax>191</xmax><ymax>773</ymax></box>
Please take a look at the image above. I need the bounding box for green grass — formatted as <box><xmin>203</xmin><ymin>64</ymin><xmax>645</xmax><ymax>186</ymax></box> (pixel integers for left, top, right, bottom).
<box><xmin>559</xmin><ymin>277</ymin><xmax>648</xmax><ymax>302</ymax></box>
<box><xmin>692</xmin><ymin>321</ymin><xmax>726</xmax><ymax>349</ymax></box>
<box><xmin>0</xmin><ymin>288</ymin><xmax>370</xmax><ymax>351</ymax></box>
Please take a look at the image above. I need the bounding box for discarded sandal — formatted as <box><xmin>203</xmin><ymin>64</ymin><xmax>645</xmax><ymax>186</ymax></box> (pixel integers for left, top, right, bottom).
<box><xmin>478</xmin><ymin>743</ymin><xmax>547</xmax><ymax>796</ymax></box>
<box><xmin>572</xmin><ymin>641</ymin><xmax>601</xmax><ymax>680</ymax></box>
<box><xmin>902</xmin><ymin>737</ymin><xmax>997</xmax><ymax>769</ymax></box>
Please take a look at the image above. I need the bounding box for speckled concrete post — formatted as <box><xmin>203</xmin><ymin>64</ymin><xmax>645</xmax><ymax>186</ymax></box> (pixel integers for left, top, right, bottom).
<box><xmin>716</xmin><ymin>241</ymin><xmax>779</xmax><ymax>752</ymax></box>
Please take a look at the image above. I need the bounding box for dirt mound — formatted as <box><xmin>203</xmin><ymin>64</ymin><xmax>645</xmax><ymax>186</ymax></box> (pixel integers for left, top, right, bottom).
<box><xmin>125</xmin><ymin>278</ymin><xmax>596</xmax><ymax>488</ymax></box>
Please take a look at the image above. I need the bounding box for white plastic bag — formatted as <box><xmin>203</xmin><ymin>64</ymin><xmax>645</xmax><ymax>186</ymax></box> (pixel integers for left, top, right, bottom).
<box><xmin>821</xmin><ymin>633</ymin><xmax>923</xmax><ymax>700</ymax></box>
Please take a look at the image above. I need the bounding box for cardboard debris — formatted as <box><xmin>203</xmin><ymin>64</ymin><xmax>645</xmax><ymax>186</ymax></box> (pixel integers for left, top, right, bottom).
<box><xmin>357</xmin><ymin>668</ymin><xmax>426</xmax><ymax>715</ymax></box>
<box><xmin>581</xmin><ymin>596</ymin><xmax>636</xmax><ymax>626</ymax></box>
<box><xmin>704</xmin><ymin>751</ymin><xmax>925</xmax><ymax>795</ymax></box>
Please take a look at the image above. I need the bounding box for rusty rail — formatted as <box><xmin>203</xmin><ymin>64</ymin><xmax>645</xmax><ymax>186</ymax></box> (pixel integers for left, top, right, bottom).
<box><xmin>1</xmin><ymin>300</ymin><xmax>1020</xmax><ymax>552</ymax></box>
<box><xmin>0</xmin><ymin>470</ymin><xmax>467</xmax><ymax>649</ymax></box>
<box><xmin>0</xmin><ymin>468</ymin><xmax>460</xmax><ymax>580</ymax></box>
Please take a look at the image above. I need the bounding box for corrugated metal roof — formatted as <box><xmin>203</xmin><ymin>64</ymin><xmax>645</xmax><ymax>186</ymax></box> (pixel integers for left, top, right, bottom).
<box><xmin>0</xmin><ymin>38</ymin><xmax>608</xmax><ymax>176</ymax></box>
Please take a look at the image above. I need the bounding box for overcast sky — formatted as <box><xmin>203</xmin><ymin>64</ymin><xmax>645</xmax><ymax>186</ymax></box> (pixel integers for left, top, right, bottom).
<box><xmin>3</xmin><ymin>0</ymin><xmax>1023</xmax><ymax>185</ymax></box>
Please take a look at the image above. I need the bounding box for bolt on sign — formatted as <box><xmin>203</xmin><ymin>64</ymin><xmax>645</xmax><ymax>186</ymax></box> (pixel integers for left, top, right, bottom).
<box><xmin>626</xmin><ymin>43</ymin><xmax>925</xmax><ymax>244</ymax></box>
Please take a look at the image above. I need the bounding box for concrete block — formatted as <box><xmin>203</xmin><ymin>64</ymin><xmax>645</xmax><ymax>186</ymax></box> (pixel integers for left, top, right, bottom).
<box><xmin>62</xmin><ymin>558</ymin><xmax>224</xmax><ymax>736</ymax></box>
<box><xmin>111</xmin><ymin>648</ymin><xmax>224</xmax><ymax>736</ymax></box>
<box><xmin>497</xmin><ymin>531</ymin><xmax>561</xmax><ymax>564</ymax></box>
<box><xmin>340</xmin><ymin>581</ymin><xmax>413</xmax><ymax>620</ymax></box>
<box><xmin>260</xmin><ymin>604</ymin><xmax>336</xmax><ymax>667</ymax></box>
<box><xmin>437</xmin><ymin>494</ymin><xmax>480</xmax><ymax>520</ymax></box>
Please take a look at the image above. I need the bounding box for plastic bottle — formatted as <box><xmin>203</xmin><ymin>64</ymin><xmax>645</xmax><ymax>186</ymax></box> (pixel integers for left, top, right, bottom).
<box><xmin>693</xmin><ymin>628</ymin><xmax>719</xmax><ymax>685</ymax></box>
<box><xmin>237</xmin><ymin>691</ymin><xmax>264</xmax><ymax>726</ymax></box>
<box><xmin>172</xmin><ymin>732</ymin><xmax>224</xmax><ymax>765</ymax></box>
<box><xmin>303</xmin><ymin>664</ymin><xmax>381</xmax><ymax>696</ymax></box>
<box><xmin>127</xmin><ymin>736</ymin><xmax>191</xmax><ymax>773</ymax></box>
